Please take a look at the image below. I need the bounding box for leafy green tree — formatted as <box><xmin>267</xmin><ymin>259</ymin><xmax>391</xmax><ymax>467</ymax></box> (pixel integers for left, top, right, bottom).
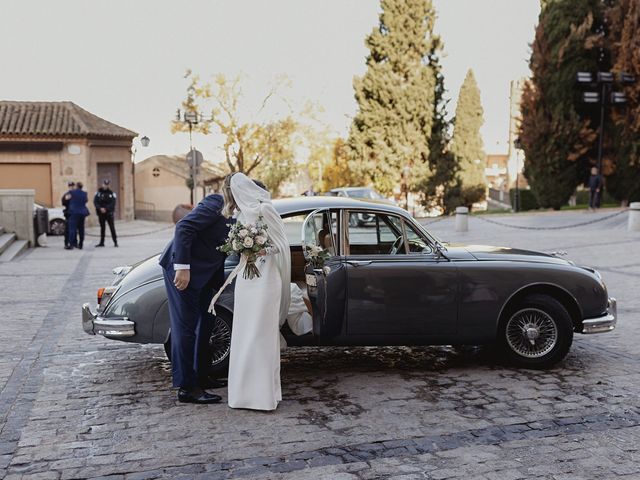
<box><xmin>172</xmin><ymin>72</ymin><xmax>299</xmax><ymax>195</ymax></box>
<box><xmin>519</xmin><ymin>0</ymin><xmax>602</xmax><ymax>209</ymax></box>
<box><xmin>605</xmin><ymin>0</ymin><xmax>640</xmax><ymax>203</ymax></box>
<box><xmin>449</xmin><ymin>69</ymin><xmax>486</xmax><ymax>206</ymax></box>
<box><xmin>347</xmin><ymin>0</ymin><xmax>437</xmax><ymax>196</ymax></box>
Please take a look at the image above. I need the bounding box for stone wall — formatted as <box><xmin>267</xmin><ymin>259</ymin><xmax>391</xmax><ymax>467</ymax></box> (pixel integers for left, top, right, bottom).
<box><xmin>0</xmin><ymin>189</ymin><xmax>35</xmax><ymax>246</ymax></box>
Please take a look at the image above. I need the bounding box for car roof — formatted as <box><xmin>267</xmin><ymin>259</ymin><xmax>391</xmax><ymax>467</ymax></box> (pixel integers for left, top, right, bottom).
<box><xmin>273</xmin><ymin>196</ymin><xmax>407</xmax><ymax>217</ymax></box>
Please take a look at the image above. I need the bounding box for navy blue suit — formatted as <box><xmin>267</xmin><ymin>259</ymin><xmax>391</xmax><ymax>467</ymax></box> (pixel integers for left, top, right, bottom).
<box><xmin>67</xmin><ymin>189</ymin><xmax>89</xmax><ymax>248</ymax></box>
<box><xmin>159</xmin><ymin>194</ymin><xmax>230</xmax><ymax>388</ymax></box>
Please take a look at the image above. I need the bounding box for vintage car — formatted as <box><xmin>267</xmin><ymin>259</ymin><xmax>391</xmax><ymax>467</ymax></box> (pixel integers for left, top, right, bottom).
<box><xmin>82</xmin><ymin>196</ymin><xmax>617</xmax><ymax>374</ymax></box>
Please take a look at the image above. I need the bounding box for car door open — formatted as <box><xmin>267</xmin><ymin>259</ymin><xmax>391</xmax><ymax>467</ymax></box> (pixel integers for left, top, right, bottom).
<box><xmin>301</xmin><ymin>209</ymin><xmax>347</xmax><ymax>339</ymax></box>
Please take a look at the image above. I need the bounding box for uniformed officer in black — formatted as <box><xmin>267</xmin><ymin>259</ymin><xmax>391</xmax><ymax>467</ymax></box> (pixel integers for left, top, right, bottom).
<box><xmin>61</xmin><ymin>181</ymin><xmax>75</xmax><ymax>248</ymax></box>
<box><xmin>94</xmin><ymin>179</ymin><xmax>118</xmax><ymax>247</ymax></box>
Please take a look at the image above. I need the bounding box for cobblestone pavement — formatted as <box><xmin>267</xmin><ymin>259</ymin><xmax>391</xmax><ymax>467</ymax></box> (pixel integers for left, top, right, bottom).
<box><xmin>1</xmin><ymin>210</ymin><xmax>639</xmax><ymax>479</ymax></box>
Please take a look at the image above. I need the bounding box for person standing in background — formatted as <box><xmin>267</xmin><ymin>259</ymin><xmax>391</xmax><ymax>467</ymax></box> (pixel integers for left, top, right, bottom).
<box><xmin>65</xmin><ymin>182</ymin><xmax>89</xmax><ymax>250</ymax></box>
<box><xmin>94</xmin><ymin>179</ymin><xmax>118</xmax><ymax>247</ymax></box>
<box><xmin>61</xmin><ymin>181</ymin><xmax>75</xmax><ymax>248</ymax></box>
<box><xmin>588</xmin><ymin>167</ymin><xmax>603</xmax><ymax>212</ymax></box>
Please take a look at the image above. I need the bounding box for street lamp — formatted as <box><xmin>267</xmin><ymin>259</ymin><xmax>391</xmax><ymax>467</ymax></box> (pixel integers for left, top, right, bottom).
<box><xmin>131</xmin><ymin>135</ymin><xmax>150</xmax><ymax>220</ymax></box>
<box><xmin>576</xmin><ymin>70</ymin><xmax>636</xmax><ymax>174</ymax></box>
<box><xmin>175</xmin><ymin>109</ymin><xmax>212</xmax><ymax>204</ymax></box>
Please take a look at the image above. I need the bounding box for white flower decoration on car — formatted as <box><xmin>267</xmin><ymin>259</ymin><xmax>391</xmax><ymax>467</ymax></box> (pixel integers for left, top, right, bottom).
<box><xmin>243</xmin><ymin>237</ymin><xmax>254</xmax><ymax>248</ymax></box>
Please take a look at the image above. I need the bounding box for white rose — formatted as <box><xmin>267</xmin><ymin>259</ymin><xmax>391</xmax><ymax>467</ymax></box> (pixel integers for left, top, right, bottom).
<box><xmin>255</xmin><ymin>235</ymin><xmax>267</xmax><ymax>246</ymax></box>
<box><xmin>243</xmin><ymin>237</ymin><xmax>254</xmax><ymax>248</ymax></box>
<box><xmin>232</xmin><ymin>240</ymin><xmax>241</xmax><ymax>251</ymax></box>
<box><xmin>238</xmin><ymin>229</ymin><xmax>249</xmax><ymax>238</ymax></box>
<box><xmin>322</xmin><ymin>266</ymin><xmax>331</xmax><ymax>275</ymax></box>
<box><xmin>250</xmin><ymin>227</ymin><xmax>258</xmax><ymax>234</ymax></box>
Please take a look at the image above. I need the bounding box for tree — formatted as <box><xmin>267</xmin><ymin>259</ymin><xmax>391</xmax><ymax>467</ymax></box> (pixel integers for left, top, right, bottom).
<box><xmin>322</xmin><ymin>138</ymin><xmax>359</xmax><ymax>191</ymax></box>
<box><xmin>519</xmin><ymin>0</ymin><xmax>602</xmax><ymax>209</ymax></box>
<box><xmin>171</xmin><ymin>72</ymin><xmax>299</xmax><ymax>195</ymax></box>
<box><xmin>347</xmin><ymin>0</ymin><xmax>437</xmax><ymax>196</ymax></box>
<box><xmin>449</xmin><ymin>69</ymin><xmax>486</xmax><ymax>207</ymax></box>
<box><xmin>418</xmin><ymin>37</ymin><xmax>462</xmax><ymax>214</ymax></box>
<box><xmin>605</xmin><ymin>0</ymin><xmax>640</xmax><ymax>203</ymax></box>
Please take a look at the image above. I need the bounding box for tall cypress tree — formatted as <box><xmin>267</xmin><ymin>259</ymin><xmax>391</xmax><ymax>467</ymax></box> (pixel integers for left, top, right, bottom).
<box><xmin>348</xmin><ymin>0</ymin><xmax>437</xmax><ymax>196</ymax></box>
<box><xmin>450</xmin><ymin>69</ymin><xmax>486</xmax><ymax>205</ymax></box>
<box><xmin>419</xmin><ymin>37</ymin><xmax>462</xmax><ymax>213</ymax></box>
<box><xmin>519</xmin><ymin>0</ymin><xmax>602</xmax><ymax>209</ymax></box>
<box><xmin>606</xmin><ymin>0</ymin><xmax>640</xmax><ymax>203</ymax></box>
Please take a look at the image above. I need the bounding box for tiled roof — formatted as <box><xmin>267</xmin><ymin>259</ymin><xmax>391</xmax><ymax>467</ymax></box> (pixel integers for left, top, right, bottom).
<box><xmin>0</xmin><ymin>101</ymin><xmax>136</xmax><ymax>139</ymax></box>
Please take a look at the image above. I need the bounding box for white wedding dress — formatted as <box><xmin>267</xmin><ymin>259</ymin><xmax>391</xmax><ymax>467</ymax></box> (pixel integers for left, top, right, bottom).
<box><xmin>221</xmin><ymin>173</ymin><xmax>291</xmax><ymax>411</ymax></box>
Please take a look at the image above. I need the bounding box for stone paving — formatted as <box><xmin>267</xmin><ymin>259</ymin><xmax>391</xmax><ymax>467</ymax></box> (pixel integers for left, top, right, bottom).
<box><xmin>0</xmin><ymin>210</ymin><xmax>639</xmax><ymax>479</ymax></box>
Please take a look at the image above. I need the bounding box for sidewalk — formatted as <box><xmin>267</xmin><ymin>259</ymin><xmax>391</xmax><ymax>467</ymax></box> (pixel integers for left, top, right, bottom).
<box><xmin>84</xmin><ymin>219</ymin><xmax>174</xmax><ymax>238</ymax></box>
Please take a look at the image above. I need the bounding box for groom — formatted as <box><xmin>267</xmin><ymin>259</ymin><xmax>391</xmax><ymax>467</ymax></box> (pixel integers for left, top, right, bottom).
<box><xmin>159</xmin><ymin>193</ymin><xmax>230</xmax><ymax>404</ymax></box>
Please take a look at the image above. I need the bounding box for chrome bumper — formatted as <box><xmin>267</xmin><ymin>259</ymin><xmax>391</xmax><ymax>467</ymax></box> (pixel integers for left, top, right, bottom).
<box><xmin>582</xmin><ymin>297</ymin><xmax>617</xmax><ymax>334</ymax></box>
<box><xmin>82</xmin><ymin>303</ymin><xmax>135</xmax><ymax>338</ymax></box>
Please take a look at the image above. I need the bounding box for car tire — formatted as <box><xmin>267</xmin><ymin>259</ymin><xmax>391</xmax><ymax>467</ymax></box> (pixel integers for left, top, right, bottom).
<box><xmin>163</xmin><ymin>308</ymin><xmax>233</xmax><ymax>378</ymax></box>
<box><xmin>498</xmin><ymin>294</ymin><xmax>573</xmax><ymax>369</ymax></box>
<box><xmin>49</xmin><ymin>219</ymin><xmax>66</xmax><ymax>236</ymax></box>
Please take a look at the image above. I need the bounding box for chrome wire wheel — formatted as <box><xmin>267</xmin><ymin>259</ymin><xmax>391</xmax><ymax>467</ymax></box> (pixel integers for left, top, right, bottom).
<box><xmin>209</xmin><ymin>316</ymin><xmax>232</xmax><ymax>366</ymax></box>
<box><xmin>506</xmin><ymin>308</ymin><xmax>558</xmax><ymax>359</ymax></box>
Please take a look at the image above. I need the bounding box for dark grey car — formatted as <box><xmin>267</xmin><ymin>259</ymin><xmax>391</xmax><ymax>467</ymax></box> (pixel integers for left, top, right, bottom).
<box><xmin>82</xmin><ymin>196</ymin><xmax>617</xmax><ymax>373</ymax></box>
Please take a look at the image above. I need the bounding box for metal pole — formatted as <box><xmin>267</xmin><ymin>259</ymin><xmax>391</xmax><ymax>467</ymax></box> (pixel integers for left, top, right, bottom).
<box><xmin>189</xmin><ymin>122</ymin><xmax>195</xmax><ymax>205</ymax></box>
<box><xmin>515</xmin><ymin>149</ymin><xmax>520</xmax><ymax>213</ymax></box>
<box><xmin>596</xmin><ymin>82</ymin><xmax>606</xmax><ymax>174</ymax></box>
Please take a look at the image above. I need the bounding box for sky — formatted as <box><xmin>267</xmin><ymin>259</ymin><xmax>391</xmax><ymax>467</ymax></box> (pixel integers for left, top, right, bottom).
<box><xmin>0</xmin><ymin>0</ymin><xmax>541</xmax><ymax>162</ymax></box>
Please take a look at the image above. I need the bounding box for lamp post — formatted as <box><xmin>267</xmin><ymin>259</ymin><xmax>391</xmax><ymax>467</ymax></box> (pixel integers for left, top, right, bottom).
<box><xmin>131</xmin><ymin>135</ymin><xmax>150</xmax><ymax>220</ymax></box>
<box><xmin>576</xmin><ymin>71</ymin><xmax>636</xmax><ymax>174</ymax></box>
<box><xmin>175</xmin><ymin>108</ymin><xmax>211</xmax><ymax>204</ymax></box>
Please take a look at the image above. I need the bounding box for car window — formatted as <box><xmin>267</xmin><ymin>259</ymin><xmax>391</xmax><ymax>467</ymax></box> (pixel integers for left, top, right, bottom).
<box><xmin>403</xmin><ymin>220</ymin><xmax>433</xmax><ymax>254</ymax></box>
<box><xmin>347</xmin><ymin>211</ymin><xmax>403</xmax><ymax>255</ymax></box>
<box><xmin>282</xmin><ymin>213</ymin><xmax>309</xmax><ymax>246</ymax></box>
<box><xmin>302</xmin><ymin>210</ymin><xmax>339</xmax><ymax>255</ymax></box>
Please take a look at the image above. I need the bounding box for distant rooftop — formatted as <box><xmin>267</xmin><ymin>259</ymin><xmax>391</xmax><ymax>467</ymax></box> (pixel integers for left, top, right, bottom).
<box><xmin>0</xmin><ymin>101</ymin><xmax>136</xmax><ymax>139</ymax></box>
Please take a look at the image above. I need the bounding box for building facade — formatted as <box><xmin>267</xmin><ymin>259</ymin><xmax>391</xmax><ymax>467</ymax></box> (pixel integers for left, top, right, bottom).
<box><xmin>134</xmin><ymin>155</ymin><xmax>226</xmax><ymax>222</ymax></box>
<box><xmin>0</xmin><ymin>101</ymin><xmax>136</xmax><ymax>223</ymax></box>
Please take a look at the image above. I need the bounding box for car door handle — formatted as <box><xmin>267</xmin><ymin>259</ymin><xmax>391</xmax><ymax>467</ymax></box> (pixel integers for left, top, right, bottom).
<box><xmin>347</xmin><ymin>260</ymin><xmax>373</xmax><ymax>267</ymax></box>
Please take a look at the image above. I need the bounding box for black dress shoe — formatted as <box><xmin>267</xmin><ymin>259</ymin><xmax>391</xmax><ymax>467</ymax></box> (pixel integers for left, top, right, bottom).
<box><xmin>95</xmin><ymin>243</ymin><xmax>105</xmax><ymax>247</ymax></box>
<box><xmin>199</xmin><ymin>377</ymin><xmax>228</xmax><ymax>389</ymax></box>
<box><xmin>177</xmin><ymin>388</ymin><xmax>222</xmax><ymax>404</ymax></box>
<box><xmin>64</xmin><ymin>246</ymin><xmax>74</xmax><ymax>250</ymax></box>
<box><xmin>114</xmin><ymin>242</ymin><xmax>118</xmax><ymax>247</ymax></box>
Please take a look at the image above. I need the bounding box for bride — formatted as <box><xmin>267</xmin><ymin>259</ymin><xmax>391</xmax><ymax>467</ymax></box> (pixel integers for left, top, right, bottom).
<box><xmin>217</xmin><ymin>172</ymin><xmax>291</xmax><ymax>411</ymax></box>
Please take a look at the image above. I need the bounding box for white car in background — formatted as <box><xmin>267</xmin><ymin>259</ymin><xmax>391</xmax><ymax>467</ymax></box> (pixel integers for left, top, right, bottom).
<box><xmin>327</xmin><ymin>187</ymin><xmax>396</xmax><ymax>226</ymax></box>
<box><xmin>34</xmin><ymin>203</ymin><xmax>66</xmax><ymax>236</ymax></box>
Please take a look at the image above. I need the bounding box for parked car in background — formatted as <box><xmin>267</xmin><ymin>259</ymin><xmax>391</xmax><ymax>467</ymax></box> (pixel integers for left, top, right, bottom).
<box><xmin>82</xmin><ymin>196</ymin><xmax>616</xmax><ymax>377</ymax></box>
<box><xmin>33</xmin><ymin>203</ymin><xmax>66</xmax><ymax>235</ymax></box>
<box><xmin>327</xmin><ymin>187</ymin><xmax>395</xmax><ymax>226</ymax></box>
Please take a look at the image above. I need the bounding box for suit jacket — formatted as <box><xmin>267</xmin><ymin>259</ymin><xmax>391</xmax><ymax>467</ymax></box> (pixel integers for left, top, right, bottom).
<box><xmin>67</xmin><ymin>189</ymin><xmax>90</xmax><ymax>216</ymax></box>
<box><xmin>159</xmin><ymin>194</ymin><xmax>230</xmax><ymax>289</ymax></box>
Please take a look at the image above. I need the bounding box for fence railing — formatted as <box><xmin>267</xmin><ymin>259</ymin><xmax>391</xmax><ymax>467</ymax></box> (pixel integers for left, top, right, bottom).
<box><xmin>135</xmin><ymin>200</ymin><xmax>156</xmax><ymax>221</ymax></box>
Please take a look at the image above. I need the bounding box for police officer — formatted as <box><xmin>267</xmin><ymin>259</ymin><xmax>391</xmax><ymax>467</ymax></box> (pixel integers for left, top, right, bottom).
<box><xmin>94</xmin><ymin>179</ymin><xmax>118</xmax><ymax>247</ymax></box>
<box><xmin>61</xmin><ymin>181</ymin><xmax>75</xmax><ymax>248</ymax></box>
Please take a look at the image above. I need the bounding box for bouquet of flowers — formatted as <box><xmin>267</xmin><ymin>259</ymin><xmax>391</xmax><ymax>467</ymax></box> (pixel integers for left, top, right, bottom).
<box><xmin>219</xmin><ymin>218</ymin><xmax>271</xmax><ymax>279</ymax></box>
<box><xmin>304</xmin><ymin>244</ymin><xmax>331</xmax><ymax>275</ymax></box>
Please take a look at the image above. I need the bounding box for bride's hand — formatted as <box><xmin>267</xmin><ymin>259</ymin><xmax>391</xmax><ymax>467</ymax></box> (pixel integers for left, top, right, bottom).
<box><xmin>257</xmin><ymin>249</ymin><xmax>267</xmax><ymax>257</ymax></box>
